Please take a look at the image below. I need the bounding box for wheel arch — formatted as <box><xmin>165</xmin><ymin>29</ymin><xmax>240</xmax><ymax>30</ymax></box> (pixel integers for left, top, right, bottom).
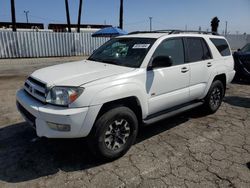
<box><xmin>96</xmin><ymin>96</ymin><xmax>143</xmax><ymax>124</ymax></box>
<box><xmin>203</xmin><ymin>72</ymin><xmax>227</xmax><ymax>98</ymax></box>
<box><xmin>212</xmin><ymin>74</ymin><xmax>226</xmax><ymax>95</ymax></box>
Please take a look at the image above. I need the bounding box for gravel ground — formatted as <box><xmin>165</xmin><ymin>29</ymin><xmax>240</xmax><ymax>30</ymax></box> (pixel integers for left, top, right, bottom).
<box><xmin>0</xmin><ymin>57</ymin><xmax>250</xmax><ymax>188</ymax></box>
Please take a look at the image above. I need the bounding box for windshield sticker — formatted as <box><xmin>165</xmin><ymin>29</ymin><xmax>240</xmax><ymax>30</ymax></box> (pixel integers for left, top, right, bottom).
<box><xmin>132</xmin><ymin>44</ymin><xmax>150</xmax><ymax>49</ymax></box>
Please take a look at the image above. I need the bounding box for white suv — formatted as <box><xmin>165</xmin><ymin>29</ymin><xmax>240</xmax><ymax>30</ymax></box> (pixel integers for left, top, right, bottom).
<box><xmin>16</xmin><ymin>30</ymin><xmax>235</xmax><ymax>160</ymax></box>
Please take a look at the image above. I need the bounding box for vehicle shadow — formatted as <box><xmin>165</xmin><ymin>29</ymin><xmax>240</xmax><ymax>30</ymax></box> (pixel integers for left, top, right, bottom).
<box><xmin>232</xmin><ymin>79</ymin><xmax>250</xmax><ymax>85</ymax></box>
<box><xmin>0</xmin><ymin>109</ymin><xmax>203</xmax><ymax>183</ymax></box>
<box><xmin>224</xmin><ymin>96</ymin><xmax>250</xmax><ymax>108</ymax></box>
<box><xmin>247</xmin><ymin>162</ymin><xmax>250</xmax><ymax>170</ymax></box>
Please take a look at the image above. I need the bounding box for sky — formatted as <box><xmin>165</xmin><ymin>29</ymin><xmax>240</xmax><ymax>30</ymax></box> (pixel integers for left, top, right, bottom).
<box><xmin>0</xmin><ymin>0</ymin><xmax>250</xmax><ymax>34</ymax></box>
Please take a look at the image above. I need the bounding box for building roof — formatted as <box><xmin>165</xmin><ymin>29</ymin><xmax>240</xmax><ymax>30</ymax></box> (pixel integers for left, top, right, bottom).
<box><xmin>0</xmin><ymin>22</ymin><xmax>44</xmax><ymax>29</ymax></box>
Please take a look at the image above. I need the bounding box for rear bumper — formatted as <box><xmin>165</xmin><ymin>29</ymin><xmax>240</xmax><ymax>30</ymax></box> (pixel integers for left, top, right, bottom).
<box><xmin>16</xmin><ymin>89</ymin><xmax>101</xmax><ymax>138</ymax></box>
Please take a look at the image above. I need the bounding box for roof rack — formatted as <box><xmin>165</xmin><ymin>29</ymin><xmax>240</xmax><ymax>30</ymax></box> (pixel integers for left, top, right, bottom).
<box><xmin>128</xmin><ymin>30</ymin><xmax>220</xmax><ymax>36</ymax></box>
<box><xmin>164</xmin><ymin>30</ymin><xmax>220</xmax><ymax>35</ymax></box>
<box><xmin>128</xmin><ymin>31</ymin><xmax>162</xmax><ymax>35</ymax></box>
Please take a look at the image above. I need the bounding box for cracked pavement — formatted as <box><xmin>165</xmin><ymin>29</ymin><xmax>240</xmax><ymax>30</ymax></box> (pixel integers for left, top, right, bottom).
<box><xmin>0</xmin><ymin>57</ymin><xmax>250</xmax><ymax>188</ymax></box>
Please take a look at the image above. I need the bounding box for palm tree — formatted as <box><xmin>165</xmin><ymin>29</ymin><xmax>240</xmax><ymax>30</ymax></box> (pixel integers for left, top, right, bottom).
<box><xmin>10</xmin><ymin>0</ymin><xmax>16</xmax><ymax>31</ymax></box>
<box><xmin>77</xmin><ymin>0</ymin><xmax>83</xmax><ymax>33</ymax></box>
<box><xmin>119</xmin><ymin>0</ymin><xmax>123</xmax><ymax>29</ymax></box>
<box><xmin>211</xmin><ymin>17</ymin><xmax>220</xmax><ymax>33</ymax></box>
<box><xmin>65</xmin><ymin>0</ymin><xmax>71</xmax><ymax>32</ymax></box>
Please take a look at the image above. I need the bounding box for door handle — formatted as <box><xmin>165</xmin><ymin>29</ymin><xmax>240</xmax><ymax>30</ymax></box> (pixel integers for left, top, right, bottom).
<box><xmin>207</xmin><ymin>62</ymin><xmax>212</xmax><ymax>67</ymax></box>
<box><xmin>181</xmin><ymin>67</ymin><xmax>189</xmax><ymax>73</ymax></box>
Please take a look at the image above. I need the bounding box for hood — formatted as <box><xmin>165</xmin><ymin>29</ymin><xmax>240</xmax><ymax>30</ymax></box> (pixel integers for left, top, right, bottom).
<box><xmin>31</xmin><ymin>60</ymin><xmax>135</xmax><ymax>86</ymax></box>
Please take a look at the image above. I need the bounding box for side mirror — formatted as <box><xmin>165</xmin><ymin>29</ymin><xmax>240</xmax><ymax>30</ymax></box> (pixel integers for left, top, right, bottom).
<box><xmin>148</xmin><ymin>56</ymin><xmax>173</xmax><ymax>70</ymax></box>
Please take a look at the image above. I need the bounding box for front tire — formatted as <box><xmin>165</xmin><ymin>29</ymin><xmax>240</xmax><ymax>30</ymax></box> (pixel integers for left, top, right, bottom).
<box><xmin>203</xmin><ymin>80</ymin><xmax>225</xmax><ymax>114</ymax></box>
<box><xmin>87</xmin><ymin>106</ymin><xmax>138</xmax><ymax>161</ymax></box>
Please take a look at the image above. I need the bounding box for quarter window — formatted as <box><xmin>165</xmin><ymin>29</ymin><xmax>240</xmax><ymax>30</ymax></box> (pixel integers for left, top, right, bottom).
<box><xmin>210</xmin><ymin>38</ymin><xmax>231</xmax><ymax>56</ymax></box>
<box><xmin>153</xmin><ymin>38</ymin><xmax>185</xmax><ymax>66</ymax></box>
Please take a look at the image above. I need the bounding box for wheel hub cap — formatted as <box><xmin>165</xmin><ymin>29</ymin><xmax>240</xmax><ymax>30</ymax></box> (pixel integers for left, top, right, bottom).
<box><xmin>104</xmin><ymin>119</ymin><xmax>131</xmax><ymax>151</ymax></box>
<box><xmin>210</xmin><ymin>87</ymin><xmax>221</xmax><ymax>109</ymax></box>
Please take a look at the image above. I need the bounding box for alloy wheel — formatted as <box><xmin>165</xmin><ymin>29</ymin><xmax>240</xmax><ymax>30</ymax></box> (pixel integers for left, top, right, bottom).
<box><xmin>104</xmin><ymin>119</ymin><xmax>131</xmax><ymax>151</ymax></box>
<box><xmin>209</xmin><ymin>87</ymin><xmax>221</xmax><ymax>109</ymax></box>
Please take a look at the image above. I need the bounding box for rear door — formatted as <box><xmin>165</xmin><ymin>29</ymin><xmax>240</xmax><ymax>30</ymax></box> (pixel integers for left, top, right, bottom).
<box><xmin>184</xmin><ymin>37</ymin><xmax>213</xmax><ymax>100</ymax></box>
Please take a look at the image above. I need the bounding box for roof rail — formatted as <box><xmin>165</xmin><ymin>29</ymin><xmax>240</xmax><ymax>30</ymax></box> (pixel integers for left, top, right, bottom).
<box><xmin>128</xmin><ymin>31</ymin><xmax>161</xmax><ymax>35</ymax></box>
<box><xmin>128</xmin><ymin>30</ymin><xmax>220</xmax><ymax>36</ymax></box>
<box><xmin>128</xmin><ymin>30</ymin><xmax>176</xmax><ymax>35</ymax></box>
<box><xmin>165</xmin><ymin>30</ymin><xmax>220</xmax><ymax>36</ymax></box>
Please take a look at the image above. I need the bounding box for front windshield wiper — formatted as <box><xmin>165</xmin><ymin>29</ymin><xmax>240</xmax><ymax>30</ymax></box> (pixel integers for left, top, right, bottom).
<box><xmin>100</xmin><ymin>59</ymin><xmax>118</xmax><ymax>65</ymax></box>
<box><xmin>88</xmin><ymin>57</ymin><xmax>117</xmax><ymax>65</ymax></box>
<box><xmin>88</xmin><ymin>57</ymin><xmax>99</xmax><ymax>61</ymax></box>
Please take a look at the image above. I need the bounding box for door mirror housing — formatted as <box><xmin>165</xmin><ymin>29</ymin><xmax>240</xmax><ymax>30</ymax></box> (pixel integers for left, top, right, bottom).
<box><xmin>148</xmin><ymin>56</ymin><xmax>173</xmax><ymax>70</ymax></box>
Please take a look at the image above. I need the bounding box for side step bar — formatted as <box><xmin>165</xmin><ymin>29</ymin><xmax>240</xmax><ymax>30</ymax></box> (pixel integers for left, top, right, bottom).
<box><xmin>143</xmin><ymin>101</ymin><xmax>203</xmax><ymax>125</ymax></box>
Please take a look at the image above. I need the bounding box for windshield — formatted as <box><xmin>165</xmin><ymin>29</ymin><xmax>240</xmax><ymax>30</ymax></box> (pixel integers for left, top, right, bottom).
<box><xmin>241</xmin><ymin>44</ymin><xmax>250</xmax><ymax>53</ymax></box>
<box><xmin>88</xmin><ymin>38</ymin><xmax>156</xmax><ymax>68</ymax></box>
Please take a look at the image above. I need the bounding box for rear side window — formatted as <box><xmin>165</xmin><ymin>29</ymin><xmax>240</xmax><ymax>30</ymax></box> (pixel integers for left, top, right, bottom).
<box><xmin>186</xmin><ymin>38</ymin><xmax>204</xmax><ymax>62</ymax></box>
<box><xmin>210</xmin><ymin>38</ymin><xmax>231</xmax><ymax>56</ymax></box>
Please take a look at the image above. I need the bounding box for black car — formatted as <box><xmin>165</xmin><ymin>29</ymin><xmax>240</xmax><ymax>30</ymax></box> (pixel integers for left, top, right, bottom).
<box><xmin>233</xmin><ymin>43</ymin><xmax>250</xmax><ymax>80</ymax></box>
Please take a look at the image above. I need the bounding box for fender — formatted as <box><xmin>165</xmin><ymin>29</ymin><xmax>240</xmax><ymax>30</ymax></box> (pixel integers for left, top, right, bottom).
<box><xmin>90</xmin><ymin>83</ymin><xmax>148</xmax><ymax>118</ymax></box>
<box><xmin>202</xmin><ymin>66</ymin><xmax>226</xmax><ymax>99</ymax></box>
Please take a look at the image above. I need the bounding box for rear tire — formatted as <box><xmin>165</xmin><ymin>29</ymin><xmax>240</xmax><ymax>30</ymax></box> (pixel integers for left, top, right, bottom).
<box><xmin>87</xmin><ymin>106</ymin><xmax>138</xmax><ymax>161</ymax></box>
<box><xmin>203</xmin><ymin>80</ymin><xmax>225</xmax><ymax>114</ymax></box>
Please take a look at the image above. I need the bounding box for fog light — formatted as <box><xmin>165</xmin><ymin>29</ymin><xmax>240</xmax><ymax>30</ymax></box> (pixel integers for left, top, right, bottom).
<box><xmin>47</xmin><ymin>122</ymin><xmax>71</xmax><ymax>132</ymax></box>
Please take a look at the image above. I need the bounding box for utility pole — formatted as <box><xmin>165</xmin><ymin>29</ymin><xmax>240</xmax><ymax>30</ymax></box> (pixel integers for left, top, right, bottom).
<box><xmin>77</xmin><ymin>0</ymin><xmax>83</xmax><ymax>33</ymax></box>
<box><xmin>65</xmin><ymin>0</ymin><xmax>71</xmax><ymax>32</ymax></box>
<box><xmin>10</xmin><ymin>0</ymin><xmax>17</xmax><ymax>32</ymax></box>
<box><xmin>119</xmin><ymin>0</ymin><xmax>123</xmax><ymax>29</ymax></box>
<box><xmin>185</xmin><ymin>25</ymin><xmax>187</xmax><ymax>31</ymax></box>
<box><xmin>225</xmin><ymin>21</ymin><xmax>228</xmax><ymax>36</ymax></box>
<box><xmin>24</xmin><ymin>10</ymin><xmax>29</xmax><ymax>23</ymax></box>
<box><xmin>149</xmin><ymin>17</ymin><xmax>153</xmax><ymax>31</ymax></box>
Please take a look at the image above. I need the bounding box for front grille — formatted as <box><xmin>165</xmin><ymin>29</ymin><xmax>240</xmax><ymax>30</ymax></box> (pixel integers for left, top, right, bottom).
<box><xmin>24</xmin><ymin>77</ymin><xmax>47</xmax><ymax>102</ymax></box>
<box><xmin>28</xmin><ymin>77</ymin><xmax>46</xmax><ymax>88</ymax></box>
<box><xmin>17</xmin><ymin>101</ymin><xmax>36</xmax><ymax>127</ymax></box>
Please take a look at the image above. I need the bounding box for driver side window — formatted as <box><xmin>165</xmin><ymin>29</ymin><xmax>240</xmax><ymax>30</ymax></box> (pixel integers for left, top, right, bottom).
<box><xmin>153</xmin><ymin>38</ymin><xmax>185</xmax><ymax>66</ymax></box>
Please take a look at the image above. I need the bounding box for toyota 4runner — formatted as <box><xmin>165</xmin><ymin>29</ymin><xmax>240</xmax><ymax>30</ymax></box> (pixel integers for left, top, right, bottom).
<box><xmin>16</xmin><ymin>30</ymin><xmax>235</xmax><ymax>160</ymax></box>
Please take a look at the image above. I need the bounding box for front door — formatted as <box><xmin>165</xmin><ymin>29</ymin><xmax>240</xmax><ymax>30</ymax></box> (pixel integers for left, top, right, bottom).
<box><xmin>147</xmin><ymin>38</ymin><xmax>190</xmax><ymax>115</ymax></box>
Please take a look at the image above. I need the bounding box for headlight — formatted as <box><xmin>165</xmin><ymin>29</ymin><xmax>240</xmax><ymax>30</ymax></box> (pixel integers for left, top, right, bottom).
<box><xmin>46</xmin><ymin>86</ymin><xmax>84</xmax><ymax>106</ymax></box>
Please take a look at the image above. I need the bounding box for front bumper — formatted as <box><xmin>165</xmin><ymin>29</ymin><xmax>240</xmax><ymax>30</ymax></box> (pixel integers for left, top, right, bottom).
<box><xmin>16</xmin><ymin>89</ymin><xmax>101</xmax><ymax>138</ymax></box>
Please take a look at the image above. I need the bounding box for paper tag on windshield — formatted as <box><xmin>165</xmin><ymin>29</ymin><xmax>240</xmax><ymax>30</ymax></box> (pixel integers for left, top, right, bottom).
<box><xmin>132</xmin><ymin>44</ymin><xmax>150</xmax><ymax>49</ymax></box>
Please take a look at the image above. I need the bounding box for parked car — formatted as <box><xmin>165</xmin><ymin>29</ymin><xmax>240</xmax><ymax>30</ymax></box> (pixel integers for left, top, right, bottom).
<box><xmin>16</xmin><ymin>30</ymin><xmax>235</xmax><ymax>160</ymax></box>
<box><xmin>233</xmin><ymin>43</ymin><xmax>250</xmax><ymax>80</ymax></box>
